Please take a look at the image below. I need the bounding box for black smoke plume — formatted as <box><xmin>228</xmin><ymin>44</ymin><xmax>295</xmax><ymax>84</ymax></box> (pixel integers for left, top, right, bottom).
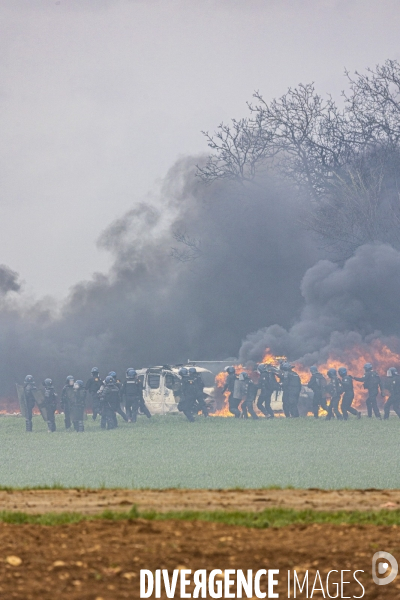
<box><xmin>239</xmin><ymin>242</ymin><xmax>400</xmax><ymax>366</ymax></box>
<box><xmin>0</xmin><ymin>157</ymin><xmax>319</xmax><ymax>397</ymax></box>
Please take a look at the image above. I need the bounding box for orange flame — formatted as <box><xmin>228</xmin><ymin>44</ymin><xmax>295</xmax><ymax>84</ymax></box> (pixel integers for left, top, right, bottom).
<box><xmin>210</xmin><ymin>339</ymin><xmax>400</xmax><ymax>416</ymax></box>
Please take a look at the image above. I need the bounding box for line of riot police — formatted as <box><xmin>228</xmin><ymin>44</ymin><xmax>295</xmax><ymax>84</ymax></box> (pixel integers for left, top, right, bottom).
<box><xmin>17</xmin><ymin>360</ymin><xmax>400</xmax><ymax>431</ymax></box>
<box><xmin>222</xmin><ymin>361</ymin><xmax>400</xmax><ymax>420</ymax></box>
<box><xmin>19</xmin><ymin>367</ymin><xmax>152</xmax><ymax>432</ymax></box>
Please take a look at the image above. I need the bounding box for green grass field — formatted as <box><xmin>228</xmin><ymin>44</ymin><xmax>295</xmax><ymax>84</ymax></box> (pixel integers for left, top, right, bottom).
<box><xmin>0</xmin><ymin>414</ymin><xmax>399</xmax><ymax>489</ymax></box>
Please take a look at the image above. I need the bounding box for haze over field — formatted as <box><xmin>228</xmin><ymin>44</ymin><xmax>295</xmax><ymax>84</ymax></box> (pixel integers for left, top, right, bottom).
<box><xmin>1</xmin><ymin>1</ymin><xmax>400</xmax><ymax>395</ymax></box>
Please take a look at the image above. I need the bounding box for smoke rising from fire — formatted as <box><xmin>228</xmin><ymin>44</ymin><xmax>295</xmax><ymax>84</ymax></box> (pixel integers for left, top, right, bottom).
<box><xmin>0</xmin><ymin>157</ymin><xmax>319</xmax><ymax>396</ymax></box>
<box><xmin>239</xmin><ymin>243</ymin><xmax>400</xmax><ymax>368</ymax></box>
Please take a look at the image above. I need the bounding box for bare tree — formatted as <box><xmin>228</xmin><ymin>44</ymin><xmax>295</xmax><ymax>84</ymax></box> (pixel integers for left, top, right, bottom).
<box><xmin>197</xmin><ymin>60</ymin><xmax>400</xmax><ymax>258</ymax></box>
<box><xmin>170</xmin><ymin>232</ymin><xmax>202</xmax><ymax>262</ymax></box>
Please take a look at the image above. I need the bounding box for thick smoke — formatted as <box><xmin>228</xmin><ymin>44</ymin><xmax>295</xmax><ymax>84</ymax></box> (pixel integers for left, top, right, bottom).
<box><xmin>0</xmin><ymin>266</ymin><xmax>20</xmax><ymax>295</ymax></box>
<box><xmin>0</xmin><ymin>157</ymin><xmax>319</xmax><ymax>397</ymax></box>
<box><xmin>239</xmin><ymin>243</ymin><xmax>400</xmax><ymax>365</ymax></box>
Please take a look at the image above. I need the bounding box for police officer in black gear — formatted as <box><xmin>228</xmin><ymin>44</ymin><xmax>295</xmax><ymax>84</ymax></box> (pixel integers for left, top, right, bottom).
<box><xmin>61</xmin><ymin>376</ymin><xmax>74</xmax><ymax>429</ymax></box>
<box><xmin>307</xmin><ymin>366</ymin><xmax>328</xmax><ymax>418</ymax></box>
<box><xmin>108</xmin><ymin>371</ymin><xmax>129</xmax><ymax>425</ymax></box>
<box><xmin>338</xmin><ymin>367</ymin><xmax>361</xmax><ymax>420</ymax></box>
<box><xmin>257</xmin><ymin>364</ymin><xmax>278</xmax><ymax>418</ymax></box>
<box><xmin>278</xmin><ymin>363</ymin><xmax>301</xmax><ymax>418</ymax></box>
<box><xmin>122</xmin><ymin>369</ymin><xmax>147</xmax><ymax>422</ymax></box>
<box><xmin>353</xmin><ymin>363</ymin><xmax>383</xmax><ymax>419</ymax></box>
<box><xmin>383</xmin><ymin>367</ymin><xmax>400</xmax><ymax>419</ymax></box>
<box><xmin>178</xmin><ymin>367</ymin><xmax>197</xmax><ymax>422</ymax></box>
<box><xmin>23</xmin><ymin>375</ymin><xmax>36</xmax><ymax>432</ymax></box>
<box><xmin>240</xmin><ymin>373</ymin><xmax>259</xmax><ymax>419</ymax></box>
<box><xmin>86</xmin><ymin>367</ymin><xmax>102</xmax><ymax>420</ymax></box>
<box><xmin>222</xmin><ymin>366</ymin><xmax>241</xmax><ymax>418</ymax></box>
<box><xmin>43</xmin><ymin>378</ymin><xmax>57</xmax><ymax>432</ymax></box>
<box><xmin>188</xmin><ymin>367</ymin><xmax>208</xmax><ymax>417</ymax></box>
<box><xmin>70</xmin><ymin>380</ymin><xmax>86</xmax><ymax>432</ymax></box>
<box><xmin>326</xmin><ymin>369</ymin><xmax>343</xmax><ymax>420</ymax></box>
<box><xmin>99</xmin><ymin>375</ymin><xmax>120</xmax><ymax>429</ymax></box>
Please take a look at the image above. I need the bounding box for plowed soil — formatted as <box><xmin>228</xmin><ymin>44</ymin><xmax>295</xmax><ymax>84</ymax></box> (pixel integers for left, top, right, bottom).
<box><xmin>0</xmin><ymin>490</ymin><xmax>399</xmax><ymax>599</ymax></box>
<box><xmin>0</xmin><ymin>519</ymin><xmax>399</xmax><ymax>599</ymax></box>
<box><xmin>1</xmin><ymin>487</ymin><xmax>400</xmax><ymax>514</ymax></box>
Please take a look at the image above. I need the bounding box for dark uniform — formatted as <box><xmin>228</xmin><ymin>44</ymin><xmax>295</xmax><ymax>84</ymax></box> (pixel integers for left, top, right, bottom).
<box><xmin>307</xmin><ymin>372</ymin><xmax>328</xmax><ymax>418</ymax></box>
<box><xmin>339</xmin><ymin>375</ymin><xmax>361</xmax><ymax>420</ymax></box>
<box><xmin>279</xmin><ymin>367</ymin><xmax>301</xmax><ymax>418</ymax></box>
<box><xmin>43</xmin><ymin>381</ymin><xmax>57</xmax><ymax>432</ymax></box>
<box><xmin>61</xmin><ymin>378</ymin><xmax>74</xmax><ymax>429</ymax></box>
<box><xmin>383</xmin><ymin>372</ymin><xmax>400</xmax><ymax>419</ymax></box>
<box><xmin>222</xmin><ymin>371</ymin><xmax>241</xmax><ymax>418</ymax></box>
<box><xmin>241</xmin><ymin>378</ymin><xmax>259</xmax><ymax>419</ymax></box>
<box><xmin>70</xmin><ymin>382</ymin><xmax>86</xmax><ymax>432</ymax></box>
<box><xmin>353</xmin><ymin>370</ymin><xmax>382</xmax><ymax>418</ymax></box>
<box><xmin>99</xmin><ymin>379</ymin><xmax>120</xmax><ymax>429</ymax></box>
<box><xmin>326</xmin><ymin>375</ymin><xmax>343</xmax><ymax>420</ymax></box>
<box><xmin>122</xmin><ymin>376</ymin><xmax>146</xmax><ymax>422</ymax></box>
<box><xmin>112</xmin><ymin>377</ymin><xmax>129</xmax><ymax>424</ymax></box>
<box><xmin>178</xmin><ymin>374</ymin><xmax>198</xmax><ymax>422</ymax></box>
<box><xmin>192</xmin><ymin>372</ymin><xmax>208</xmax><ymax>417</ymax></box>
<box><xmin>23</xmin><ymin>378</ymin><xmax>36</xmax><ymax>432</ymax></box>
<box><xmin>85</xmin><ymin>373</ymin><xmax>102</xmax><ymax>420</ymax></box>
<box><xmin>257</xmin><ymin>369</ymin><xmax>278</xmax><ymax>418</ymax></box>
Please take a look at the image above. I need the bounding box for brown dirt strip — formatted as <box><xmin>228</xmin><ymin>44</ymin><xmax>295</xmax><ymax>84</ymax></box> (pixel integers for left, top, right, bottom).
<box><xmin>0</xmin><ymin>488</ymin><xmax>400</xmax><ymax>514</ymax></box>
<box><xmin>0</xmin><ymin>520</ymin><xmax>398</xmax><ymax>599</ymax></box>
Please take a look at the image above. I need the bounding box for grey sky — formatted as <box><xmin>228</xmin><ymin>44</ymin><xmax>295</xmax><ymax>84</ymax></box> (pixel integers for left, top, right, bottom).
<box><xmin>0</xmin><ymin>0</ymin><xmax>399</xmax><ymax>298</ymax></box>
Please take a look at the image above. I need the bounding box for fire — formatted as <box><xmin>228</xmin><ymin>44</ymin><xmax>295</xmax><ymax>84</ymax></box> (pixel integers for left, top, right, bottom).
<box><xmin>210</xmin><ymin>339</ymin><xmax>400</xmax><ymax>416</ymax></box>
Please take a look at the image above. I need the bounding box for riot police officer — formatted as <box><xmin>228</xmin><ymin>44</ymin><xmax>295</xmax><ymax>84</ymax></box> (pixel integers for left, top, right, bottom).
<box><xmin>108</xmin><ymin>371</ymin><xmax>129</xmax><ymax>424</ymax></box>
<box><xmin>122</xmin><ymin>369</ymin><xmax>151</xmax><ymax>422</ymax></box>
<box><xmin>43</xmin><ymin>378</ymin><xmax>57</xmax><ymax>432</ymax></box>
<box><xmin>222</xmin><ymin>366</ymin><xmax>241</xmax><ymax>418</ymax></box>
<box><xmin>307</xmin><ymin>366</ymin><xmax>328</xmax><ymax>418</ymax></box>
<box><xmin>278</xmin><ymin>363</ymin><xmax>301</xmax><ymax>418</ymax></box>
<box><xmin>326</xmin><ymin>369</ymin><xmax>343</xmax><ymax>420</ymax></box>
<box><xmin>23</xmin><ymin>375</ymin><xmax>36</xmax><ymax>432</ymax></box>
<box><xmin>86</xmin><ymin>367</ymin><xmax>102</xmax><ymax>420</ymax></box>
<box><xmin>177</xmin><ymin>367</ymin><xmax>198</xmax><ymax>422</ymax></box>
<box><xmin>257</xmin><ymin>364</ymin><xmax>278</xmax><ymax>418</ymax></box>
<box><xmin>99</xmin><ymin>375</ymin><xmax>120</xmax><ymax>429</ymax></box>
<box><xmin>240</xmin><ymin>372</ymin><xmax>259</xmax><ymax>419</ymax></box>
<box><xmin>353</xmin><ymin>363</ymin><xmax>383</xmax><ymax>419</ymax></box>
<box><xmin>70</xmin><ymin>380</ymin><xmax>86</xmax><ymax>432</ymax></box>
<box><xmin>383</xmin><ymin>367</ymin><xmax>400</xmax><ymax>419</ymax></box>
<box><xmin>188</xmin><ymin>367</ymin><xmax>208</xmax><ymax>417</ymax></box>
<box><xmin>61</xmin><ymin>376</ymin><xmax>74</xmax><ymax>429</ymax></box>
<box><xmin>338</xmin><ymin>367</ymin><xmax>361</xmax><ymax>420</ymax></box>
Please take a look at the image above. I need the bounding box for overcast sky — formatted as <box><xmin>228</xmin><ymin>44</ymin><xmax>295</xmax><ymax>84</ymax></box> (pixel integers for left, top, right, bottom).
<box><xmin>1</xmin><ymin>0</ymin><xmax>399</xmax><ymax>299</ymax></box>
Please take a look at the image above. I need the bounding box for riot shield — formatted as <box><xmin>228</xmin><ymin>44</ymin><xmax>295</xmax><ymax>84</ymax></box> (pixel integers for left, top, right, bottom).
<box><xmin>16</xmin><ymin>384</ymin><xmax>27</xmax><ymax>418</ymax></box>
<box><xmin>233</xmin><ymin>379</ymin><xmax>244</xmax><ymax>400</ymax></box>
<box><xmin>33</xmin><ymin>388</ymin><xmax>48</xmax><ymax>423</ymax></box>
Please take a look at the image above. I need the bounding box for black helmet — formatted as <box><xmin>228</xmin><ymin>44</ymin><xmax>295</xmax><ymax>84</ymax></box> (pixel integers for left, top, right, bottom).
<box><xmin>44</xmin><ymin>378</ymin><xmax>53</xmax><ymax>387</ymax></box>
<box><xmin>225</xmin><ymin>366</ymin><xmax>235</xmax><ymax>374</ymax></box>
<box><xmin>126</xmin><ymin>368</ymin><xmax>137</xmax><ymax>378</ymax></box>
<box><xmin>91</xmin><ymin>367</ymin><xmax>99</xmax><ymax>375</ymax></box>
<box><xmin>327</xmin><ymin>368</ymin><xmax>337</xmax><ymax>378</ymax></box>
<box><xmin>105</xmin><ymin>375</ymin><xmax>114</xmax><ymax>384</ymax></box>
<box><xmin>74</xmin><ymin>380</ymin><xmax>84</xmax><ymax>388</ymax></box>
<box><xmin>188</xmin><ymin>367</ymin><xmax>197</xmax><ymax>375</ymax></box>
<box><xmin>66</xmin><ymin>375</ymin><xmax>74</xmax><ymax>385</ymax></box>
<box><xmin>179</xmin><ymin>367</ymin><xmax>188</xmax><ymax>376</ymax></box>
<box><xmin>24</xmin><ymin>375</ymin><xmax>34</xmax><ymax>384</ymax></box>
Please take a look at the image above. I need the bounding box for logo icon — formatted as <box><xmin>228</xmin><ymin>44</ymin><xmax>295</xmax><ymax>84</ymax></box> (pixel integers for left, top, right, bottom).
<box><xmin>372</xmin><ymin>551</ymin><xmax>398</xmax><ymax>585</ymax></box>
